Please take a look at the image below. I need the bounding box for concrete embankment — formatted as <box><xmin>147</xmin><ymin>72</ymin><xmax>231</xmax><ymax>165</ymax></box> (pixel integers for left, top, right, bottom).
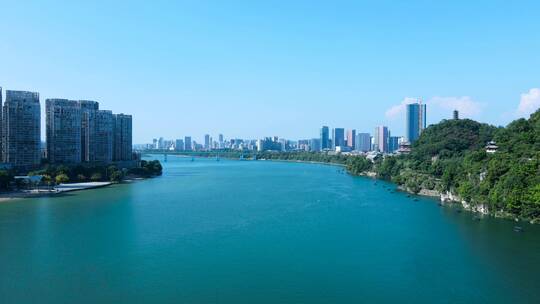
<box><xmin>54</xmin><ymin>182</ymin><xmax>112</xmax><ymax>193</ymax></box>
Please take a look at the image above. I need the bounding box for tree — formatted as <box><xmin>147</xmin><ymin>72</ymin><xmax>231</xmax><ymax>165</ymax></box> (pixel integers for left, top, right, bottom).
<box><xmin>90</xmin><ymin>173</ymin><xmax>103</xmax><ymax>181</ymax></box>
<box><xmin>0</xmin><ymin>170</ymin><xmax>13</xmax><ymax>190</ymax></box>
<box><xmin>109</xmin><ymin>170</ymin><xmax>123</xmax><ymax>182</ymax></box>
<box><xmin>55</xmin><ymin>174</ymin><xmax>69</xmax><ymax>184</ymax></box>
<box><xmin>42</xmin><ymin>175</ymin><xmax>53</xmax><ymax>190</ymax></box>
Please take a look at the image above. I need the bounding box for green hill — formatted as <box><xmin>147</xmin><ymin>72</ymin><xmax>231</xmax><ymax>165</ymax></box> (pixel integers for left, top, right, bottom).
<box><xmin>368</xmin><ymin>109</ymin><xmax>540</xmax><ymax>221</ymax></box>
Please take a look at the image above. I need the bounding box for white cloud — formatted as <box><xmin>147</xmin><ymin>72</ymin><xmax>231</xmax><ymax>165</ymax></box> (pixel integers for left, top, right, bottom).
<box><xmin>385</xmin><ymin>96</ymin><xmax>484</xmax><ymax>124</ymax></box>
<box><xmin>516</xmin><ymin>88</ymin><xmax>540</xmax><ymax>117</ymax></box>
<box><xmin>429</xmin><ymin>96</ymin><xmax>483</xmax><ymax>117</ymax></box>
<box><xmin>385</xmin><ymin>97</ymin><xmax>419</xmax><ymax>119</ymax></box>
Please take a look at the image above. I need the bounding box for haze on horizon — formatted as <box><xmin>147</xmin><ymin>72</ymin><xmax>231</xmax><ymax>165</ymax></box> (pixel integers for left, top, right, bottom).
<box><xmin>1</xmin><ymin>1</ymin><xmax>539</xmax><ymax>143</ymax></box>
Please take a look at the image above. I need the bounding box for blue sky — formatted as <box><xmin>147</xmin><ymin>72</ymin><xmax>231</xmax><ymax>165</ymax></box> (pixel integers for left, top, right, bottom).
<box><xmin>1</xmin><ymin>0</ymin><xmax>539</xmax><ymax>143</ymax></box>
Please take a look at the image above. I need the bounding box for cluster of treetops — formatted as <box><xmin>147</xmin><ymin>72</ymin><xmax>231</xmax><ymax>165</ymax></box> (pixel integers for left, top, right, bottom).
<box><xmin>174</xmin><ymin>109</ymin><xmax>540</xmax><ymax>220</ymax></box>
<box><xmin>0</xmin><ymin>159</ymin><xmax>163</xmax><ymax>189</ymax></box>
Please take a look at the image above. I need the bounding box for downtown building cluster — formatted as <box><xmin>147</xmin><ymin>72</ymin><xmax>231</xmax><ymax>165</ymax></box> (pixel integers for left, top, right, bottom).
<box><xmin>140</xmin><ymin>100</ymin><xmax>428</xmax><ymax>155</ymax></box>
<box><xmin>0</xmin><ymin>87</ymin><xmax>133</xmax><ymax>171</ymax></box>
<box><xmin>140</xmin><ymin>134</ymin><xmax>258</xmax><ymax>151</ymax></box>
<box><xmin>301</xmin><ymin>100</ymin><xmax>427</xmax><ymax>154</ymax></box>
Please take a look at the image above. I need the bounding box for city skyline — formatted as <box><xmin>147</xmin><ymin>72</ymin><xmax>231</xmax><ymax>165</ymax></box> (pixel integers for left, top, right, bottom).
<box><xmin>1</xmin><ymin>1</ymin><xmax>539</xmax><ymax>143</ymax></box>
<box><xmin>141</xmin><ymin>99</ymin><xmax>422</xmax><ymax>150</ymax></box>
<box><xmin>2</xmin><ymin>85</ymin><xmax>529</xmax><ymax>152</ymax></box>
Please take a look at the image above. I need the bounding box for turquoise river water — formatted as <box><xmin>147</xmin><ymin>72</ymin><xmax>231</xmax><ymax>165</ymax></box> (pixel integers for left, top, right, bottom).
<box><xmin>1</xmin><ymin>155</ymin><xmax>539</xmax><ymax>303</ymax></box>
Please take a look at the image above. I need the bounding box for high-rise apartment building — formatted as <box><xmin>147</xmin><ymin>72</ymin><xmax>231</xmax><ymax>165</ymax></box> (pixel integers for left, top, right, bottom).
<box><xmin>346</xmin><ymin>129</ymin><xmax>356</xmax><ymax>148</ymax></box>
<box><xmin>320</xmin><ymin>126</ymin><xmax>329</xmax><ymax>150</ymax></box>
<box><xmin>95</xmin><ymin>110</ymin><xmax>113</xmax><ymax>163</ymax></box>
<box><xmin>405</xmin><ymin>100</ymin><xmax>427</xmax><ymax>143</ymax></box>
<box><xmin>0</xmin><ymin>87</ymin><xmax>2</xmax><ymax>161</ymax></box>
<box><xmin>374</xmin><ymin>126</ymin><xmax>389</xmax><ymax>153</ymax></box>
<box><xmin>2</xmin><ymin>90</ymin><xmax>41</xmax><ymax>168</ymax></box>
<box><xmin>184</xmin><ymin>136</ymin><xmax>192</xmax><ymax>151</ymax></box>
<box><xmin>453</xmin><ymin>110</ymin><xmax>459</xmax><ymax>120</ymax></box>
<box><xmin>332</xmin><ymin>128</ymin><xmax>345</xmax><ymax>148</ymax></box>
<box><xmin>355</xmin><ymin>133</ymin><xmax>371</xmax><ymax>152</ymax></box>
<box><xmin>113</xmin><ymin>114</ymin><xmax>132</xmax><ymax>161</ymax></box>
<box><xmin>46</xmin><ymin>99</ymin><xmax>81</xmax><ymax>163</ymax></box>
<box><xmin>79</xmin><ymin>100</ymin><xmax>99</xmax><ymax>162</ymax></box>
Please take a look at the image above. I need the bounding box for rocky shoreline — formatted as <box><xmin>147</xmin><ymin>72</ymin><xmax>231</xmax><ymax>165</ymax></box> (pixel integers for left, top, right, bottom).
<box><xmin>397</xmin><ymin>184</ymin><xmax>533</xmax><ymax>223</ymax></box>
<box><xmin>354</xmin><ymin>170</ymin><xmax>535</xmax><ymax>223</ymax></box>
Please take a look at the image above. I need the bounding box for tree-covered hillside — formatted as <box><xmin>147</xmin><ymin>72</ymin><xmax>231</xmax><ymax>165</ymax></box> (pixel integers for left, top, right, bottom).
<box><xmin>410</xmin><ymin>118</ymin><xmax>497</xmax><ymax>160</ymax></box>
<box><xmin>364</xmin><ymin>109</ymin><xmax>540</xmax><ymax>220</ymax></box>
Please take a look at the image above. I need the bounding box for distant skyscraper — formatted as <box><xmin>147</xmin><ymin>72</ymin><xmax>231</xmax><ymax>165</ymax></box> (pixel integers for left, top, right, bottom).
<box><xmin>346</xmin><ymin>129</ymin><xmax>356</xmax><ymax>148</ymax></box>
<box><xmin>279</xmin><ymin>138</ymin><xmax>287</xmax><ymax>151</ymax></box>
<box><xmin>405</xmin><ymin>100</ymin><xmax>427</xmax><ymax>143</ymax></box>
<box><xmin>79</xmin><ymin>100</ymin><xmax>99</xmax><ymax>162</ymax></box>
<box><xmin>46</xmin><ymin>99</ymin><xmax>81</xmax><ymax>163</ymax></box>
<box><xmin>175</xmin><ymin>139</ymin><xmax>184</xmax><ymax>151</ymax></box>
<box><xmin>95</xmin><ymin>110</ymin><xmax>113</xmax><ymax>163</ymax></box>
<box><xmin>320</xmin><ymin>126</ymin><xmax>329</xmax><ymax>150</ymax></box>
<box><xmin>218</xmin><ymin>134</ymin><xmax>224</xmax><ymax>148</ymax></box>
<box><xmin>374</xmin><ymin>126</ymin><xmax>389</xmax><ymax>153</ymax></box>
<box><xmin>355</xmin><ymin>133</ymin><xmax>371</xmax><ymax>152</ymax></box>
<box><xmin>2</xmin><ymin>90</ymin><xmax>41</xmax><ymax>168</ymax></box>
<box><xmin>184</xmin><ymin>136</ymin><xmax>192</xmax><ymax>151</ymax></box>
<box><xmin>332</xmin><ymin>128</ymin><xmax>345</xmax><ymax>148</ymax></box>
<box><xmin>310</xmin><ymin>138</ymin><xmax>321</xmax><ymax>151</ymax></box>
<box><xmin>453</xmin><ymin>110</ymin><xmax>459</xmax><ymax>120</ymax></box>
<box><xmin>204</xmin><ymin>134</ymin><xmax>210</xmax><ymax>150</ymax></box>
<box><xmin>113</xmin><ymin>114</ymin><xmax>132</xmax><ymax>161</ymax></box>
<box><xmin>389</xmin><ymin>136</ymin><xmax>400</xmax><ymax>153</ymax></box>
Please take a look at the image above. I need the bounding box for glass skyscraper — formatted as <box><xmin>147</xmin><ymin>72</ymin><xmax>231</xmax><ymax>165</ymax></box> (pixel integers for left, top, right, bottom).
<box><xmin>389</xmin><ymin>136</ymin><xmax>400</xmax><ymax>153</ymax></box>
<box><xmin>320</xmin><ymin>126</ymin><xmax>329</xmax><ymax>150</ymax></box>
<box><xmin>405</xmin><ymin>101</ymin><xmax>427</xmax><ymax>143</ymax></box>
<box><xmin>332</xmin><ymin>128</ymin><xmax>345</xmax><ymax>148</ymax></box>
<box><xmin>184</xmin><ymin>136</ymin><xmax>192</xmax><ymax>151</ymax></box>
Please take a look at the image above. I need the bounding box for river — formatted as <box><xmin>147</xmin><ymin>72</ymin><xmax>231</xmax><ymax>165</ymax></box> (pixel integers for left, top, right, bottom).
<box><xmin>1</xmin><ymin>155</ymin><xmax>539</xmax><ymax>303</ymax></box>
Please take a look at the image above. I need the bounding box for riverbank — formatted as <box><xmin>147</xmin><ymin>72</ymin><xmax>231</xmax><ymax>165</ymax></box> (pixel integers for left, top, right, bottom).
<box><xmin>343</xmin><ymin>168</ymin><xmax>536</xmax><ymax>224</ymax></box>
<box><xmin>170</xmin><ymin>153</ymin><xmax>348</xmax><ymax>168</ymax></box>
<box><xmin>54</xmin><ymin>182</ymin><xmax>113</xmax><ymax>193</ymax></box>
<box><xmin>395</xmin><ymin>183</ymin><xmax>534</xmax><ymax>223</ymax></box>
<box><xmin>0</xmin><ymin>182</ymin><xmax>114</xmax><ymax>202</ymax></box>
<box><xmin>0</xmin><ymin>159</ymin><xmax>163</xmax><ymax>202</ymax></box>
<box><xmin>258</xmin><ymin>158</ymin><xmax>346</xmax><ymax>167</ymax></box>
